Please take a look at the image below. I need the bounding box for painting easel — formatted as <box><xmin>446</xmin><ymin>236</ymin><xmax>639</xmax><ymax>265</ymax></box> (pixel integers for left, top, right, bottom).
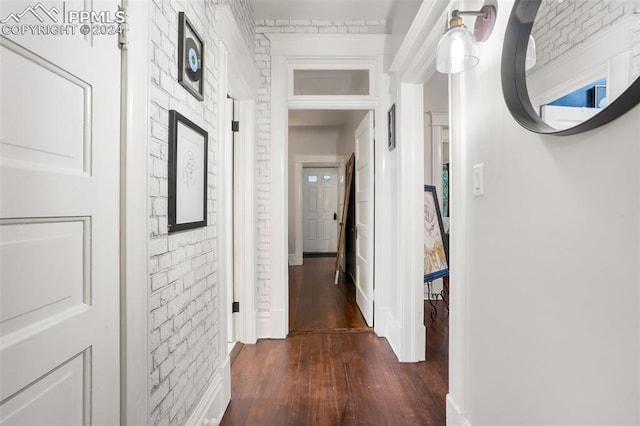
<box><xmin>334</xmin><ymin>153</ymin><xmax>355</xmax><ymax>284</ymax></box>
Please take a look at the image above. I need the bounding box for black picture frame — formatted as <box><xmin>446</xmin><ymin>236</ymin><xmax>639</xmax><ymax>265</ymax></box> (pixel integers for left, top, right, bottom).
<box><xmin>423</xmin><ymin>185</ymin><xmax>449</xmax><ymax>282</ymax></box>
<box><xmin>178</xmin><ymin>12</ymin><xmax>204</xmax><ymax>101</ymax></box>
<box><xmin>388</xmin><ymin>103</ymin><xmax>396</xmax><ymax>151</ymax></box>
<box><xmin>168</xmin><ymin>110</ymin><xmax>208</xmax><ymax>233</ymax></box>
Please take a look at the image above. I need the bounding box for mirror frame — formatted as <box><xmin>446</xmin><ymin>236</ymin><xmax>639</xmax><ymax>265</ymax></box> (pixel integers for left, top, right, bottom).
<box><xmin>501</xmin><ymin>0</ymin><xmax>640</xmax><ymax>136</ymax></box>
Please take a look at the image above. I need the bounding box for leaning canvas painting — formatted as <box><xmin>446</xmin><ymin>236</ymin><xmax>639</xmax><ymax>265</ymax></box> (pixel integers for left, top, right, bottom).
<box><xmin>424</xmin><ymin>185</ymin><xmax>449</xmax><ymax>282</ymax></box>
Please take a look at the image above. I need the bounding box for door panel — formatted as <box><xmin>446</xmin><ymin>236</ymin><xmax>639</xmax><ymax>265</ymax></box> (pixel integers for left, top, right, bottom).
<box><xmin>0</xmin><ymin>350</ymin><xmax>87</xmax><ymax>426</ymax></box>
<box><xmin>303</xmin><ymin>167</ymin><xmax>338</xmax><ymax>253</ymax></box>
<box><xmin>355</xmin><ymin>112</ymin><xmax>374</xmax><ymax>326</ymax></box>
<box><xmin>0</xmin><ymin>1</ymin><xmax>121</xmax><ymax>423</ymax></box>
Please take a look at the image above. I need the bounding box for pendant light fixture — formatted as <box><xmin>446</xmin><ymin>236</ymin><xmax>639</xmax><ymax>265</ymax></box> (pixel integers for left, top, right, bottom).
<box><xmin>436</xmin><ymin>5</ymin><xmax>497</xmax><ymax>74</ymax></box>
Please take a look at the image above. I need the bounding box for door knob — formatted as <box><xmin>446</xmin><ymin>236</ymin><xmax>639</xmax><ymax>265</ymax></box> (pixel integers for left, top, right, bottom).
<box><xmin>333</xmin><ymin>212</ymin><xmax>337</xmax><ymax>220</ymax></box>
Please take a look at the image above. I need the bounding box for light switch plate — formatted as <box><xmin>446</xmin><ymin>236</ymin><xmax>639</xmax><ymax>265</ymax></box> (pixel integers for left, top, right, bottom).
<box><xmin>473</xmin><ymin>164</ymin><xmax>484</xmax><ymax>196</ymax></box>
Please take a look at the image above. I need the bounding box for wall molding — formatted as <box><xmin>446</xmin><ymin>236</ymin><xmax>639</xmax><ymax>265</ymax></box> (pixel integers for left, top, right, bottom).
<box><xmin>389</xmin><ymin>0</ymin><xmax>450</xmax><ymax>83</ymax></box>
<box><xmin>214</xmin><ymin>5</ymin><xmax>260</xmax><ymax>99</ymax></box>
<box><xmin>395</xmin><ymin>83</ymin><xmax>426</xmax><ymax>362</ymax></box>
<box><xmin>121</xmin><ymin>1</ymin><xmax>150</xmax><ymax>424</ymax></box>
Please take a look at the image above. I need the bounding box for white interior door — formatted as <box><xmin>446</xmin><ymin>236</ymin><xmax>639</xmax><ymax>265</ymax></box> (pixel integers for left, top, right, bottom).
<box><xmin>0</xmin><ymin>1</ymin><xmax>121</xmax><ymax>423</ymax></box>
<box><xmin>355</xmin><ymin>112</ymin><xmax>374</xmax><ymax>326</ymax></box>
<box><xmin>303</xmin><ymin>167</ymin><xmax>338</xmax><ymax>253</ymax></box>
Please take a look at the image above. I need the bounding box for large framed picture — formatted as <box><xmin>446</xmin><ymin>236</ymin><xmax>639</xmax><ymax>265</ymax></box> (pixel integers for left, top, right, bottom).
<box><xmin>168</xmin><ymin>110</ymin><xmax>208</xmax><ymax>233</ymax></box>
<box><xmin>424</xmin><ymin>185</ymin><xmax>449</xmax><ymax>282</ymax></box>
<box><xmin>178</xmin><ymin>12</ymin><xmax>204</xmax><ymax>101</ymax></box>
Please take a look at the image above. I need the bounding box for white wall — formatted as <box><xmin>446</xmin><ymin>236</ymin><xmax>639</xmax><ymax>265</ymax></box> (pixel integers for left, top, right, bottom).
<box><xmin>287</xmin><ymin>125</ymin><xmax>342</xmax><ymax>254</ymax></box>
<box><xmin>423</xmin><ymin>72</ymin><xmax>449</xmax><ymax>183</ymax></box>
<box><xmin>338</xmin><ymin>110</ymin><xmax>366</xmax><ymax>159</ymax></box>
<box><xmin>449</xmin><ymin>0</ymin><xmax>640</xmax><ymax>424</ymax></box>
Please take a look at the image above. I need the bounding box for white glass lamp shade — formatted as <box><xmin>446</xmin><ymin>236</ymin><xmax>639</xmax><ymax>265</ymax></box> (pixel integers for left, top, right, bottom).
<box><xmin>436</xmin><ymin>25</ymin><xmax>479</xmax><ymax>74</ymax></box>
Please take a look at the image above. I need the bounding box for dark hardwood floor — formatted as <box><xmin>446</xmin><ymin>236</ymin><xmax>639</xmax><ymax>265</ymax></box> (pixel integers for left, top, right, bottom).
<box><xmin>289</xmin><ymin>257</ymin><xmax>369</xmax><ymax>333</ymax></box>
<box><xmin>221</xmin><ymin>257</ymin><xmax>449</xmax><ymax>425</ymax></box>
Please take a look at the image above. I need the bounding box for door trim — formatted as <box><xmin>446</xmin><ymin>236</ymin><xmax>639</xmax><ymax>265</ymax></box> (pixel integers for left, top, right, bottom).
<box><xmin>291</xmin><ymin>156</ymin><xmax>344</xmax><ymax>266</ymax></box>
<box><xmin>268</xmin><ymin>34</ymin><xmax>388</xmax><ymax>339</ymax></box>
<box><xmin>121</xmin><ymin>1</ymin><xmax>149</xmax><ymax>424</ymax></box>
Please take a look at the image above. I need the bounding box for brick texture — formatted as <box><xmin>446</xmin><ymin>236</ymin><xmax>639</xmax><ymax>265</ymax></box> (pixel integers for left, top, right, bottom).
<box><xmin>148</xmin><ymin>0</ymin><xmax>253</xmax><ymax>424</ymax></box>
<box><xmin>253</xmin><ymin>20</ymin><xmax>387</xmax><ymax>318</ymax></box>
<box><xmin>531</xmin><ymin>0</ymin><xmax>640</xmax><ymax>72</ymax></box>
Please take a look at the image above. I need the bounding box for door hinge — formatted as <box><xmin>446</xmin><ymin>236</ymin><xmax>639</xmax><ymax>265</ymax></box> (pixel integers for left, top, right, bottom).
<box><xmin>232</xmin><ymin>121</ymin><xmax>240</xmax><ymax>132</ymax></box>
<box><xmin>232</xmin><ymin>301</ymin><xmax>240</xmax><ymax>313</ymax></box>
<box><xmin>117</xmin><ymin>6</ymin><xmax>128</xmax><ymax>50</ymax></box>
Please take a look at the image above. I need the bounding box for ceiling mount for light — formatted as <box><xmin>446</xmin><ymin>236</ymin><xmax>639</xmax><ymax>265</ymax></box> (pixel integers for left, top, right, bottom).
<box><xmin>436</xmin><ymin>4</ymin><xmax>497</xmax><ymax>74</ymax></box>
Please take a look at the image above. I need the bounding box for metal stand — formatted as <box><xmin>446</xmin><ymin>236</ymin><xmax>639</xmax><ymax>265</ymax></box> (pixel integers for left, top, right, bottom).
<box><xmin>426</xmin><ymin>277</ymin><xmax>450</xmax><ymax>321</ymax></box>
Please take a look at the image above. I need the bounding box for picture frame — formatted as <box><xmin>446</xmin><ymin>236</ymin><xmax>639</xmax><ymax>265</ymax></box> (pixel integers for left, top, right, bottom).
<box><xmin>178</xmin><ymin>12</ymin><xmax>204</xmax><ymax>101</ymax></box>
<box><xmin>388</xmin><ymin>103</ymin><xmax>396</xmax><ymax>151</ymax></box>
<box><xmin>424</xmin><ymin>185</ymin><xmax>449</xmax><ymax>282</ymax></box>
<box><xmin>168</xmin><ymin>110</ymin><xmax>208</xmax><ymax>233</ymax></box>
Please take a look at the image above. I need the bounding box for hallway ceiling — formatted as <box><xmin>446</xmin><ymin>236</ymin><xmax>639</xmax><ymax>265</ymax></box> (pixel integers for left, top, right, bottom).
<box><xmin>251</xmin><ymin>0</ymin><xmax>404</xmax><ymax>21</ymax></box>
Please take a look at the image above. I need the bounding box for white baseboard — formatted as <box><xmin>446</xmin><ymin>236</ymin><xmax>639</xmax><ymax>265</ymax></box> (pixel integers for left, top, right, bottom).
<box><xmin>256</xmin><ymin>308</ymin><xmax>287</xmax><ymax>339</ymax></box>
<box><xmin>446</xmin><ymin>394</ymin><xmax>471</xmax><ymax>426</ymax></box>
<box><xmin>385</xmin><ymin>312</ymin><xmax>403</xmax><ymax>359</ymax></box>
<box><xmin>288</xmin><ymin>252</ymin><xmax>303</xmax><ymax>266</ymax></box>
<box><xmin>185</xmin><ymin>356</ymin><xmax>231</xmax><ymax>426</ymax></box>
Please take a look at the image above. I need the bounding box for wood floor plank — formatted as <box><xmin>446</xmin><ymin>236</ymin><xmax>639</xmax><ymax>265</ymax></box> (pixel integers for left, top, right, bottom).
<box><xmin>221</xmin><ymin>257</ymin><xmax>448</xmax><ymax>425</ymax></box>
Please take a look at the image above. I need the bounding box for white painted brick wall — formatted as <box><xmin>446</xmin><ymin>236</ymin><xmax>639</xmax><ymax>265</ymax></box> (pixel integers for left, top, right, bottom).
<box><xmin>532</xmin><ymin>0</ymin><xmax>640</xmax><ymax>72</ymax></box>
<box><xmin>148</xmin><ymin>0</ymin><xmax>256</xmax><ymax>424</ymax></box>
<box><xmin>253</xmin><ymin>20</ymin><xmax>387</xmax><ymax>317</ymax></box>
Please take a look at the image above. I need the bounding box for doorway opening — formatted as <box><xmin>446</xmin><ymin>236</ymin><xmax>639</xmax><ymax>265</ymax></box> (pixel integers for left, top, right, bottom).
<box><xmin>287</xmin><ymin>109</ymin><xmax>373</xmax><ymax>333</ymax></box>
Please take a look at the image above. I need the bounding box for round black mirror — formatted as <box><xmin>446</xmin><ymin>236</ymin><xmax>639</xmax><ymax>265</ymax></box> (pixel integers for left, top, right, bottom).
<box><xmin>502</xmin><ymin>0</ymin><xmax>640</xmax><ymax>136</ymax></box>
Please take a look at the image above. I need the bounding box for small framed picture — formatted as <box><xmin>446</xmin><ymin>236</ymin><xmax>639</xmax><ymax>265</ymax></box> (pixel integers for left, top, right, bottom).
<box><xmin>178</xmin><ymin>12</ymin><xmax>204</xmax><ymax>101</ymax></box>
<box><xmin>424</xmin><ymin>185</ymin><xmax>449</xmax><ymax>282</ymax></box>
<box><xmin>388</xmin><ymin>104</ymin><xmax>396</xmax><ymax>151</ymax></box>
<box><xmin>168</xmin><ymin>110</ymin><xmax>208</xmax><ymax>233</ymax></box>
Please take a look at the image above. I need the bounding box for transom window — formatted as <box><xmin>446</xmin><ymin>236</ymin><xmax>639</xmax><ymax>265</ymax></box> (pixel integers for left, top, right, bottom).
<box><xmin>293</xmin><ymin>69</ymin><xmax>370</xmax><ymax>96</ymax></box>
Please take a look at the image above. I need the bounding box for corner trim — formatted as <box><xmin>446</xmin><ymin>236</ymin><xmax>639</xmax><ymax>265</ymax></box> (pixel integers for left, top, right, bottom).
<box><xmin>446</xmin><ymin>394</ymin><xmax>471</xmax><ymax>426</ymax></box>
<box><xmin>121</xmin><ymin>0</ymin><xmax>150</xmax><ymax>424</ymax></box>
<box><xmin>389</xmin><ymin>0</ymin><xmax>450</xmax><ymax>83</ymax></box>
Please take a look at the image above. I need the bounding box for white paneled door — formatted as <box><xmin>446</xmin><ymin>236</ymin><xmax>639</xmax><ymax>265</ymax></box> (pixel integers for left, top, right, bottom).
<box><xmin>355</xmin><ymin>112</ymin><xmax>374</xmax><ymax>326</ymax></box>
<box><xmin>0</xmin><ymin>1</ymin><xmax>121</xmax><ymax>423</ymax></box>
<box><xmin>303</xmin><ymin>167</ymin><xmax>338</xmax><ymax>253</ymax></box>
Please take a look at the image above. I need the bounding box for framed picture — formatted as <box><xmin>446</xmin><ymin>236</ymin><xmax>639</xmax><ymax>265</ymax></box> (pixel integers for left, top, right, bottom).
<box><xmin>178</xmin><ymin>12</ymin><xmax>204</xmax><ymax>101</ymax></box>
<box><xmin>168</xmin><ymin>110</ymin><xmax>208</xmax><ymax>233</ymax></box>
<box><xmin>424</xmin><ymin>185</ymin><xmax>449</xmax><ymax>282</ymax></box>
<box><xmin>388</xmin><ymin>103</ymin><xmax>396</xmax><ymax>151</ymax></box>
